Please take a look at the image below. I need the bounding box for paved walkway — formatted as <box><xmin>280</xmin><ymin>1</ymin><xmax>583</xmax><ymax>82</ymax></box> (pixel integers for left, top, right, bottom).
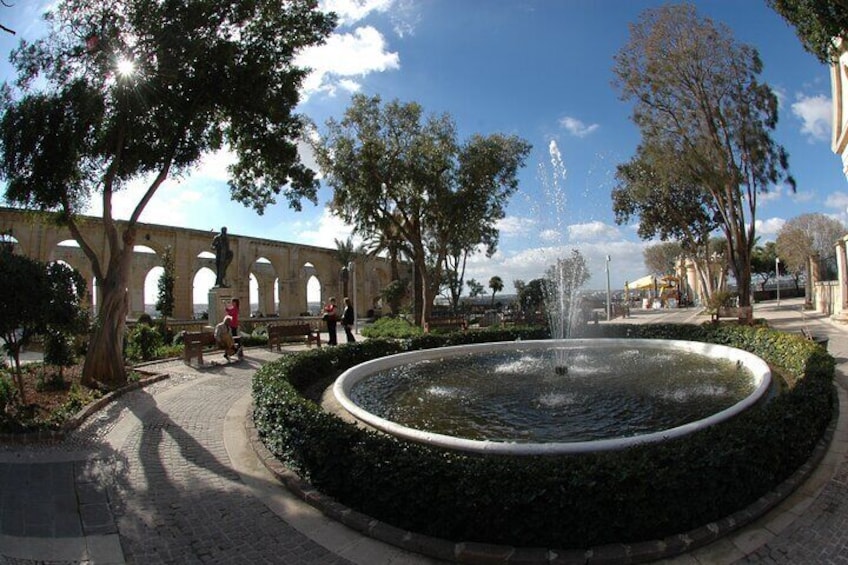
<box><xmin>0</xmin><ymin>298</ymin><xmax>847</xmax><ymax>564</ymax></box>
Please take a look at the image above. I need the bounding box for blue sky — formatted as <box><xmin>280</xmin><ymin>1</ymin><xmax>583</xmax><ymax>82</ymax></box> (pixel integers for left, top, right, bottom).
<box><xmin>0</xmin><ymin>0</ymin><xmax>844</xmax><ymax>294</ymax></box>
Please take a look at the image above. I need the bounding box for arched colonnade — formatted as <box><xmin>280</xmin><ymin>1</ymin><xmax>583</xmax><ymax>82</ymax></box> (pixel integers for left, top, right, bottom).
<box><xmin>0</xmin><ymin>207</ymin><xmax>392</xmax><ymax>321</ymax></box>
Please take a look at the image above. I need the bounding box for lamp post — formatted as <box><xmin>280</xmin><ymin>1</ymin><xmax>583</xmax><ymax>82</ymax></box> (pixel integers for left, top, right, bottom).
<box><xmin>775</xmin><ymin>257</ymin><xmax>781</xmax><ymax>307</ymax></box>
<box><xmin>605</xmin><ymin>255</ymin><xmax>612</xmax><ymax>321</ymax></box>
<box><xmin>349</xmin><ymin>261</ymin><xmax>357</xmax><ymax>334</ymax></box>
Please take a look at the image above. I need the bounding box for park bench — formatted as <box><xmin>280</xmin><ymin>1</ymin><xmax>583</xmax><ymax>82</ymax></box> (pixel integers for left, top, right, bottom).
<box><xmin>267</xmin><ymin>323</ymin><xmax>321</xmax><ymax>351</ymax></box>
<box><xmin>711</xmin><ymin>306</ymin><xmax>753</xmax><ymax>324</ymax></box>
<box><xmin>424</xmin><ymin>317</ymin><xmax>468</xmax><ymax>333</ymax></box>
<box><xmin>183</xmin><ymin>330</ymin><xmax>217</xmax><ymax>365</ymax></box>
<box><xmin>801</xmin><ymin>328</ymin><xmax>829</xmax><ymax>350</ymax></box>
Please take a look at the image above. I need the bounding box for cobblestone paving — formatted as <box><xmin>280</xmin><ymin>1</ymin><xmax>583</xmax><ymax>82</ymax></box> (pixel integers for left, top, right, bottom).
<box><xmin>110</xmin><ymin>359</ymin><xmax>349</xmax><ymax>565</ymax></box>
<box><xmin>1</xmin><ymin>350</ymin><xmax>351</xmax><ymax>565</ymax></box>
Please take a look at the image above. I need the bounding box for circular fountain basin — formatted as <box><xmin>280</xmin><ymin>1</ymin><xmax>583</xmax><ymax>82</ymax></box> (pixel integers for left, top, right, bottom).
<box><xmin>333</xmin><ymin>339</ymin><xmax>772</xmax><ymax>455</ymax></box>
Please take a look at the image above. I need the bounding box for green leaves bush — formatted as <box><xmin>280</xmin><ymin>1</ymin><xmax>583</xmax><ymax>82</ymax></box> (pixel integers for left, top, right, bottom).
<box><xmin>253</xmin><ymin>324</ymin><xmax>835</xmax><ymax>549</ymax></box>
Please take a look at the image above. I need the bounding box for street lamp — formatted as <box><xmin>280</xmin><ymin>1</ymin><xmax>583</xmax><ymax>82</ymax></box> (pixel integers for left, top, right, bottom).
<box><xmin>349</xmin><ymin>261</ymin><xmax>357</xmax><ymax>334</ymax></box>
<box><xmin>775</xmin><ymin>257</ymin><xmax>781</xmax><ymax>307</ymax></box>
<box><xmin>605</xmin><ymin>255</ymin><xmax>611</xmax><ymax>321</ymax></box>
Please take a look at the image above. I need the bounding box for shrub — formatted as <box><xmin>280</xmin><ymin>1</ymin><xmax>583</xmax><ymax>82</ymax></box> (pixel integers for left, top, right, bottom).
<box><xmin>125</xmin><ymin>323</ymin><xmax>164</xmax><ymax>362</ymax></box>
<box><xmin>253</xmin><ymin>324</ymin><xmax>834</xmax><ymax>550</ymax></box>
<box><xmin>360</xmin><ymin>316</ymin><xmax>422</xmax><ymax>339</ymax></box>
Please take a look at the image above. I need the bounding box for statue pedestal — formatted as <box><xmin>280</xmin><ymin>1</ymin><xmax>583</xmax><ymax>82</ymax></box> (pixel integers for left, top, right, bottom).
<box><xmin>208</xmin><ymin>287</ymin><xmax>234</xmax><ymax>325</ymax></box>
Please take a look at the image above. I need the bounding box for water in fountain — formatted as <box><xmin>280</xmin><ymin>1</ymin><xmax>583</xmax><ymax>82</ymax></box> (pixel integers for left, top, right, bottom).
<box><xmin>537</xmin><ymin>141</ymin><xmax>589</xmax><ymax>370</ymax></box>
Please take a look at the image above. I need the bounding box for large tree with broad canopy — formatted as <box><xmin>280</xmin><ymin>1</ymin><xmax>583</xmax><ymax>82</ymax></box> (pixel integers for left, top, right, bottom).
<box><xmin>612</xmin><ymin>4</ymin><xmax>794</xmax><ymax>307</ymax></box>
<box><xmin>0</xmin><ymin>0</ymin><xmax>335</xmax><ymax>387</ymax></box>
<box><xmin>312</xmin><ymin>94</ymin><xmax>531</xmax><ymax>326</ymax></box>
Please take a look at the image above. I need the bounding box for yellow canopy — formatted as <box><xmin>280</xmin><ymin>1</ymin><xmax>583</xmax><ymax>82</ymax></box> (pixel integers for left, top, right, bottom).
<box><xmin>626</xmin><ymin>275</ymin><xmax>656</xmax><ymax>290</ymax></box>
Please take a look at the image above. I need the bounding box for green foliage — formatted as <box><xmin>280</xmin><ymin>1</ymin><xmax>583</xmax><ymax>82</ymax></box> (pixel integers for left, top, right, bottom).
<box><xmin>125</xmin><ymin>324</ymin><xmax>163</xmax><ymax>362</ymax></box>
<box><xmin>253</xmin><ymin>324</ymin><xmax>834</xmax><ymax>549</ymax></box>
<box><xmin>0</xmin><ymin>371</ymin><xmax>15</xmax><ymax>420</ymax></box>
<box><xmin>360</xmin><ymin>316</ymin><xmax>423</xmax><ymax>339</ymax></box>
<box><xmin>0</xmin><ymin>247</ymin><xmax>86</xmax><ymax>401</ymax></box>
<box><xmin>42</xmin><ymin>330</ymin><xmax>76</xmax><ymax>384</ymax></box>
<box><xmin>156</xmin><ymin>245</ymin><xmax>176</xmax><ymax>319</ymax></box>
<box><xmin>767</xmin><ymin>0</ymin><xmax>848</xmax><ymax>63</ymax></box>
<box><xmin>0</xmin><ymin>0</ymin><xmax>335</xmax><ymax>386</ymax></box>
<box><xmin>381</xmin><ymin>279</ymin><xmax>408</xmax><ymax>315</ymax></box>
<box><xmin>313</xmin><ymin>94</ymin><xmax>532</xmax><ymax>324</ymax></box>
<box><xmin>706</xmin><ymin>290</ymin><xmax>736</xmax><ymax>314</ymax></box>
<box><xmin>612</xmin><ymin>4</ymin><xmax>795</xmax><ymax>308</ymax></box>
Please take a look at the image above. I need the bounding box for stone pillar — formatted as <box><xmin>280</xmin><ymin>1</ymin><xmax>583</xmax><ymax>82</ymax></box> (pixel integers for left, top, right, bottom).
<box><xmin>834</xmin><ymin>238</ymin><xmax>848</xmax><ymax>321</ymax></box>
<box><xmin>208</xmin><ymin>287</ymin><xmax>234</xmax><ymax>327</ymax></box>
<box><xmin>258</xmin><ymin>277</ymin><xmax>275</xmax><ymax>317</ymax></box>
<box><xmin>173</xmin><ymin>238</ymin><xmax>195</xmax><ymax>320</ymax></box>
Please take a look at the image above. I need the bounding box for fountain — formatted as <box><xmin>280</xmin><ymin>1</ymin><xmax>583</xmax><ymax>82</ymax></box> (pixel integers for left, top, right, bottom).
<box><xmin>333</xmin><ymin>141</ymin><xmax>772</xmax><ymax>456</ymax></box>
<box><xmin>333</xmin><ymin>339</ymin><xmax>771</xmax><ymax>455</ymax></box>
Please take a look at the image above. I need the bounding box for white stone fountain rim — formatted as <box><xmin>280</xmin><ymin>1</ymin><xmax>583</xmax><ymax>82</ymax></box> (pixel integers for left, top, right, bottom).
<box><xmin>332</xmin><ymin>339</ymin><xmax>772</xmax><ymax>455</ymax></box>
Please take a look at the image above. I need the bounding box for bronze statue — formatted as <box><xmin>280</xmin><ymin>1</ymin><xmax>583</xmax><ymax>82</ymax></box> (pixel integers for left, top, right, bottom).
<box><xmin>211</xmin><ymin>227</ymin><xmax>233</xmax><ymax>287</ymax></box>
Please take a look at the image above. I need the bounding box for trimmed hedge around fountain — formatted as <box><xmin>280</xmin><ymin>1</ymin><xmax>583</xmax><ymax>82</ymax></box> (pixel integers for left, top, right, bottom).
<box><xmin>252</xmin><ymin>324</ymin><xmax>835</xmax><ymax>550</ymax></box>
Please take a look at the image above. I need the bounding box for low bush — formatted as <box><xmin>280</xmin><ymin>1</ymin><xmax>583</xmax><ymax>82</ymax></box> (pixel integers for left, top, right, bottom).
<box><xmin>253</xmin><ymin>323</ymin><xmax>835</xmax><ymax>550</ymax></box>
<box><xmin>360</xmin><ymin>316</ymin><xmax>422</xmax><ymax>339</ymax></box>
<box><xmin>125</xmin><ymin>324</ymin><xmax>164</xmax><ymax>362</ymax></box>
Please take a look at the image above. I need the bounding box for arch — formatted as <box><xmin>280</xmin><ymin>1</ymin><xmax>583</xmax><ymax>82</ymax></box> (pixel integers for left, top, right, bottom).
<box><xmin>0</xmin><ymin>206</ymin><xmax>394</xmax><ymax>323</ymax></box>
<box><xmin>51</xmin><ymin>239</ymin><xmax>97</xmax><ymax>310</ymax></box>
<box><xmin>193</xmin><ymin>267</ymin><xmax>216</xmax><ymax>320</ymax></box>
<box><xmin>249</xmin><ymin>256</ymin><xmax>276</xmax><ymax>317</ymax></box>
<box><xmin>144</xmin><ymin>266</ymin><xmax>165</xmax><ymax>317</ymax></box>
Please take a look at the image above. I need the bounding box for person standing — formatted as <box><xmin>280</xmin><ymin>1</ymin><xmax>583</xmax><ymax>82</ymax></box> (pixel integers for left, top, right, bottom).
<box><xmin>342</xmin><ymin>297</ymin><xmax>356</xmax><ymax>343</ymax></box>
<box><xmin>226</xmin><ymin>297</ymin><xmax>243</xmax><ymax>359</ymax></box>
<box><xmin>323</xmin><ymin>297</ymin><xmax>338</xmax><ymax>345</ymax></box>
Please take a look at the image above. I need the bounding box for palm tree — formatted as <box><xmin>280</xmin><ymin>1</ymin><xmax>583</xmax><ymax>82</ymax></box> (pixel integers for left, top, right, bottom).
<box><xmin>489</xmin><ymin>275</ymin><xmax>504</xmax><ymax>307</ymax></box>
<box><xmin>334</xmin><ymin>236</ymin><xmax>357</xmax><ymax>299</ymax></box>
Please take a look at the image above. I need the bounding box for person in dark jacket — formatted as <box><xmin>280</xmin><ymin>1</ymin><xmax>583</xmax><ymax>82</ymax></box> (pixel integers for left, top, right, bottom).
<box><xmin>342</xmin><ymin>297</ymin><xmax>355</xmax><ymax>343</ymax></box>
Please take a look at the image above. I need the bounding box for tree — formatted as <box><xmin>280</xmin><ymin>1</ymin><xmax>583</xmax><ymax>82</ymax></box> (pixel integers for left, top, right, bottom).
<box><xmin>489</xmin><ymin>275</ymin><xmax>504</xmax><ymax>307</ymax></box>
<box><xmin>613</xmin><ymin>4</ymin><xmax>794</xmax><ymax>308</ymax></box>
<box><xmin>313</xmin><ymin>94</ymin><xmax>531</xmax><ymax>326</ymax></box>
<box><xmin>613</xmin><ymin>144</ymin><xmax>724</xmax><ymax>303</ymax></box>
<box><xmin>334</xmin><ymin>236</ymin><xmax>357</xmax><ymax>299</ymax></box>
<box><xmin>466</xmin><ymin>278</ymin><xmax>485</xmax><ymax>299</ymax></box>
<box><xmin>767</xmin><ymin>0</ymin><xmax>848</xmax><ymax>63</ymax></box>
<box><xmin>517</xmin><ymin>278</ymin><xmax>548</xmax><ymax>316</ymax></box>
<box><xmin>643</xmin><ymin>242</ymin><xmax>683</xmax><ymax>277</ymax></box>
<box><xmin>751</xmin><ymin>241</ymin><xmax>780</xmax><ymax>292</ymax></box>
<box><xmin>0</xmin><ymin>247</ymin><xmax>86</xmax><ymax>402</ymax></box>
<box><xmin>155</xmin><ymin>245</ymin><xmax>175</xmax><ymax>323</ymax></box>
<box><xmin>776</xmin><ymin>213</ymin><xmax>847</xmax><ymax>303</ymax></box>
<box><xmin>0</xmin><ymin>1</ymin><xmax>335</xmax><ymax>387</ymax></box>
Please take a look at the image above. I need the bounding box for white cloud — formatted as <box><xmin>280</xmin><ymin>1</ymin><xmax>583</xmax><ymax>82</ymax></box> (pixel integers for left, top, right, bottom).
<box><xmin>755</xmin><ymin>217</ymin><xmax>786</xmax><ymax>237</ymax></box>
<box><xmin>320</xmin><ymin>0</ymin><xmax>419</xmax><ymax>38</ymax></box>
<box><xmin>296</xmin><ymin>26</ymin><xmax>400</xmax><ymax>99</ymax></box>
<box><xmin>826</xmin><ymin>190</ymin><xmax>848</xmax><ymax>212</ymax></box>
<box><xmin>558</xmin><ymin>116</ymin><xmax>599</xmax><ymax>138</ymax></box>
<box><xmin>463</xmin><ymin>239</ymin><xmax>648</xmax><ymax>292</ymax></box>
<box><xmin>567</xmin><ymin>221</ymin><xmax>620</xmax><ymax>242</ymax></box>
<box><xmin>320</xmin><ymin>0</ymin><xmax>394</xmax><ymax>26</ymax></box>
<box><xmin>791</xmin><ymin>94</ymin><xmax>832</xmax><ymax>142</ymax></box>
<box><xmin>539</xmin><ymin>229</ymin><xmax>560</xmax><ymax>242</ymax></box>
<box><xmin>291</xmin><ymin>207</ymin><xmax>359</xmax><ymax>248</ymax></box>
<box><xmin>496</xmin><ymin>215</ymin><xmax>535</xmax><ymax>236</ymax></box>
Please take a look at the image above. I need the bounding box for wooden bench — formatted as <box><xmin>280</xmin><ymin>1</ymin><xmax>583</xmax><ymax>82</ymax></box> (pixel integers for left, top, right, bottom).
<box><xmin>711</xmin><ymin>306</ymin><xmax>753</xmax><ymax>324</ymax></box>
<box><xmin>267</xmin><ymin>323</ymin><xmax>321</xmax><ymax>350</ymax></box>
<box><xmin>801</xmin><ymin>328</ymin><xmax>829</xmax><ymax>350</ymax></box>
<box><xmin>183</xmin><ymin>331</ymin><xmax>217</xmax><ymax>365</ymax></box>
<box><xmin>424</xmin><ymin>317</ymin><xmax>467</xmax><ymax>333</ymax></box>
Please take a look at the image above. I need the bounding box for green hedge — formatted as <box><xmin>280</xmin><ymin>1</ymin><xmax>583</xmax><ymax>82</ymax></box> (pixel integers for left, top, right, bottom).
<box><xmin>252</xmin><ymin>324</ymin><xmax>835</xmax><ymax>549</ymax></box>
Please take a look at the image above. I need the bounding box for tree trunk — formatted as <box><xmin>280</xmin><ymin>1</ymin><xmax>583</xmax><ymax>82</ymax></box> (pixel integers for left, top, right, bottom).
<box><xmin>81</xmin><ymin>252</ymin><xmax>131</xmax><ymax>389</ymax></box>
